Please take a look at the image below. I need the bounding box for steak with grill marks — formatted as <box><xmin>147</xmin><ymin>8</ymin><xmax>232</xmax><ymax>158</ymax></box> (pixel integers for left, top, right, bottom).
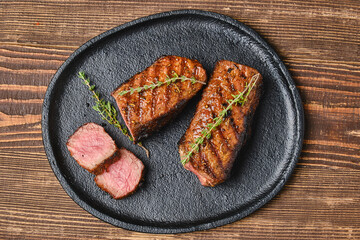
<box><xmin>178</xmin><ymin>60</ymin><xmax>263</xmax><ymax>187</ymax></box>
<box><xmin>111</xmin><ymin>56</ymin><xmax>207</xmax><ymax>143</ymax></box>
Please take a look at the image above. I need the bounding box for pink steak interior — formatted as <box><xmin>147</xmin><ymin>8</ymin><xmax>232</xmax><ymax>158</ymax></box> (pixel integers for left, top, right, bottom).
<box><xmin>67</xmin><ymin>123</ymin><xmax>116</xmax><ymax>172</ymax></box>
<box><xmin>95</xmin><ymin>148</ymin><xmax>144</xmax><ymax>199</ymax></box>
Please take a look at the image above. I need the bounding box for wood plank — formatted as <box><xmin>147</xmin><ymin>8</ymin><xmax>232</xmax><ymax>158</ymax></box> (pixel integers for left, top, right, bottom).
<box><xmin>0</xmin><ymin>0</ymin><xmax>359</xmax><ymax>239</ymax></box>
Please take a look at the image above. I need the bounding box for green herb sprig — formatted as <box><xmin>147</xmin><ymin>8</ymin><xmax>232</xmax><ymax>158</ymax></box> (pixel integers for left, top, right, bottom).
<box><xmin>118</xmin><ymin>72</ymin><xmax>205</xmax><ymax>96</ymax></box>
<box><xmin>181</xmin><ymin>73</ymin><xmax>260</xmax><ymax>165</ymax></box>
<box><xmin>78</xmin><ymin>72</ymin><xmax>149</xmax><ymax>157</ymax></box>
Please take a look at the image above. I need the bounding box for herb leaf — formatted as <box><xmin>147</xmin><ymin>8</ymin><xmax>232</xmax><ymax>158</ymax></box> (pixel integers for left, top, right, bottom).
<box><xmin>181</xmin><ymin>73</ymin><xmax>260</xmax><ymax>165</ymax></box>
<box><xmin>78</xmin><ymin>72</ymin><xmax>133</xmax><ymax>140</ymax></box>
<box><xmin>77</xmin><ymin>71</ymin><xmax>150</xmax><ymax>157</ymax></box>
<box><xmin>118</xmin><ymin>71</ymin><xmax>206</xmax><ymax>96</ymax></box>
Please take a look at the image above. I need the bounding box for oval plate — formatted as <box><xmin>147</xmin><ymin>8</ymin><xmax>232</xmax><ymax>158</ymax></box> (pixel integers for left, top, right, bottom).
<box><xmin>42</xmin><ymin>10</ymin><xmax>304</xmax><ymax>233</ymax></box>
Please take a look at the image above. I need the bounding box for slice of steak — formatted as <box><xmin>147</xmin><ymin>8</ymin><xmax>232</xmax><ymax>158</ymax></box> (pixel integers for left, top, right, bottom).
<box><xmin>178</xmin><ymin>60</ymin><xmax>263</xmax><ymax>187</ymax></box>
<box><xmin>66</xmin><ymin>122</ymin><xmax>117</xmax><ymax>173</ymax></box>
<box><xmin>112</xmin><ymin>55</ymin><xmax>207</xmax><ymax>143</ymax></box>
<box><xmin>94</xmin><ymin>148</ymin><xmax>145</xmax><ymax>199</ymax></box>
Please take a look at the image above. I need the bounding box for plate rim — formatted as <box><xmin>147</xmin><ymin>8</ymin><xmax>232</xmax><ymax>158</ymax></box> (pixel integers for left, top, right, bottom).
<box><xmin>42</xmin><ymin>9</ymin><xmax>304</xmax><ymax>233</ymax></box>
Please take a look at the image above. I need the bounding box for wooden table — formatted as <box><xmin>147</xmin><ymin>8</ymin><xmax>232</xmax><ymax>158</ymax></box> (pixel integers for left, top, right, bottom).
<box><xmin>1</xmin><ymin>0</ymin><xmax>359</xmax><ymax>239</ymax></box>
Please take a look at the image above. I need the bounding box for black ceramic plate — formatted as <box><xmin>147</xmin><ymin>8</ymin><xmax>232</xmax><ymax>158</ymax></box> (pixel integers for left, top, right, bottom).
<box><xmin>42</xmin><ymin>10</ymin><xmax>304</xmax><ymax>233</ymax></box>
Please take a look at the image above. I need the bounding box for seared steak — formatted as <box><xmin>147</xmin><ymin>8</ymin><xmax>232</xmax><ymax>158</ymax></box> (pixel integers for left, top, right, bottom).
<box><xmin>66</xmin><ymin>122</ymin><xmax>117</xmax><ymax>173</ymax></box>
<box><xmin>178</xmin><ymin>60</ymin><xmax>263</xmax><ymax>187</ymax></box>
<box><xmin>112</xmin><ymin>55</ymin><xmax>207</xmax><ymax>143</ymax></box>
<box><xmin>95</xmin><ymin>148</ymin><xmax>145</xmax><ymax>199</ymax></box>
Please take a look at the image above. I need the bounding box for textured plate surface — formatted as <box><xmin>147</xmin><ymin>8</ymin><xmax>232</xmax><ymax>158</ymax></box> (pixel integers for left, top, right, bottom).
<box><xmin>42</xmin><ymin>10</ymin><xmax>304</xmax><ymax>233</ymax></box>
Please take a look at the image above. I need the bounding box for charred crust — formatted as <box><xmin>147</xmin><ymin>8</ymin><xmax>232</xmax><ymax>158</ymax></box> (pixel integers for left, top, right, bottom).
<box><xmin>112</xmin><ymin>56</ymin><xmax>207</xmax><ymax>143</ymax></box>
<box><xmin>91</xmin><ymin>150</ymin><xmax>120</xmax><ymax>175</ymax></box>
<box><xmin>131</xmin><ymin>98</ymin><xmax>188</xmax><ymax>143</ymax></box>
<box><xmin>178</xmin><ymin>60</ymin><xmax>263</xmax><ymax>187</ymax></box>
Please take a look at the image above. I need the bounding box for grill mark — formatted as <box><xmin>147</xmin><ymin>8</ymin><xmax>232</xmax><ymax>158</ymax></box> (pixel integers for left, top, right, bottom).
<box><xmin>174</xmin><ymin>57</ymin><xmax>184</xmax><ymax>105</ymax></box>
<box><xmin>141</xmin><ymin>68</ymin><xmax>152</xmax><ymax>123</ymax></box>
<box><xmin>198</xmin><ymin>145</ymin><xmax>217</xmax><ymax>180</ymax></box>
<box><xmin>204</xmin><ymin>79</ymin><xmax>230</xmax><ymax>174</ymax></box>
<box><xmin>188</xmin><ymin>88</ymin><xmax>218</xmax><ymax>180</ymax></box>
<box><xmin>186</xmin><ymin>135</ymin><xmax>197</xmax><ymax>165</ymax></box>
<box><xmin>214</xmin><ymin>126</ymin><xmax>231</xmax><ymax>151</ymax></box>
<box><xmin>221</xmin><ymin>67</ymin><xmax>241</xmax><ymax>140</ymax></box>
<box><xmin>154</xmin><ymin>61</ymin><xmax>169</xmax><ymax>117</ymax></box>
<box><xmin>216</xmin><ymin>85</ymin><xmax>234</xmax><ymax>150</ymax></box>
<box><xmin>170</xmin><ymin>58</ymin><xmax>184</xmax><ymax>107</ymax></box>
<box><xmin>206</xmin><ymin>82</ymin><xmax>232</xmax><ymax>152</ymax></box>
<box><xmin>208</xmin><ymin>140</ymin><xmax>225</xmax><ymax>175</ymax></box>
<box><xmin>164</xmin><ymin>58</ymin><xmax>173</xmax><ymax>111</ymax></box>
<box><xmin>170</xmin><ymin>57</ymin><xmax>180</xmax><ymax>108</ymax></box>
<box><xmin>184</xmin><ymin>59</ymin><xmax>194</xmax><ymax>97</ymax></box>
<box><xmin>230</xmin><ymin>83</ymin><xmax>236</xmax><ymax>92</ymax></box>
<box><xmin>132</xmin><ymin>74</ymin><xmax>143</xmax><ymax>126</ymax></box>
<box><xmin>229</xmin><ymin>117</ymin><xmax>240</xmax><ymax>135</ymax></box>
<box><xmin>137</xmin><ymin>73</ymin><xmax>144</xmax><ymax>124</ymax></box>
<box><xmin>232</xmin><ymin>66</ymin><xmax>250</xmax><ymax>135</ymax></box>
<box><xmin>150</xmin><ymin>62</ymin><xmax>160</xmax><ymax>118</ymax></box>
<box><xmin>124</xmin><ymin>78</ymin><xmax>134</xmax><ymax>128</ymax></box>
<box><xmin>190</xmin><ymin>146</ymin><xmax>201</xmax><ymax>168</ymax></box>
<box><xmin>183</xmin><ymin>139</ymin><xmax>191</xmax><ymax>163</ymax></box>
<box><xmin>228</xmin><ymin>67</ymin><xmax>242</xmax><ymax>136</ymax></box>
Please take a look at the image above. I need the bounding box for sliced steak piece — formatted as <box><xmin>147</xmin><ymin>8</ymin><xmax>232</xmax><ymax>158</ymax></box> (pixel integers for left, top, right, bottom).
<box><xmin>66</xmin><ymin>122</ymin><xmax>117</xmax><ymax>173</ymax></box>
<box><xmin>178</xmin><ymin>60</ymin><xmax>263</xmax><ymax>187</ymax></box>
<box><xmin>94</xmin><ymin>148</ymin><xmax>145</xmax><ymax>199</ymax></box>
<box><xmin>112</xmin><ymin>55</ymin><xmax>207</xmax><ymax>143</ymax></box>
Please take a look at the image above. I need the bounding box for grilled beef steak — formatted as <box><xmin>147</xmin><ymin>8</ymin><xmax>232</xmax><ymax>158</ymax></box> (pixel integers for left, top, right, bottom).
<box><xmin>67</xmin><ymin>123</ymin><xmax>145</xmax><ymax>199</ymax></box>
<box><xmin>95</xmin><ymin>148</ymin><xmax>145</xmax><ymax>199</ymax></box>
<box><xmin>112</xmin><ymin>55</ymin><xmax>207</xmax><ymax>143</ymax></box>
<box><xmin>66</xmin><ymin>122</ymin><xmax>117</xmax><ymax>173</ymax></box>
<box><xmin>178</xmin><ymin>60</ymin><xmax>263</xmax><ymax>187</ymax></box>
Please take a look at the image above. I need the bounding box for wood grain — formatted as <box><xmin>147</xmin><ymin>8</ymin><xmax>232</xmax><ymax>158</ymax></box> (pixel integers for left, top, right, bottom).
<box><xmin>0</xmin><ymin>0</ymin><xmax>359</xmax><ymax>239</ymax></box>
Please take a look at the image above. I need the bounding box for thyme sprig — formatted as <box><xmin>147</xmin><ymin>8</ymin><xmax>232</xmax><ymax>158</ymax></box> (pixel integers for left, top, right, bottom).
<box><xmin>181</xmin><ymin>73</ymin><xmax>260</xmax><ymax>165</ymax></box>
<box><xmin>78</xmin><ymin>72</ymin><xmax>132</xmax><ymax>139</ymax></box>
<box><xmin>118</xmin><ymin>72</ymin><xmax>205</xmax><ymax>96</ymax></box>
<box><xmin>78</xmin><ymin>72</ymin><xmax>149</xmax><ymax>157</ymax></box>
